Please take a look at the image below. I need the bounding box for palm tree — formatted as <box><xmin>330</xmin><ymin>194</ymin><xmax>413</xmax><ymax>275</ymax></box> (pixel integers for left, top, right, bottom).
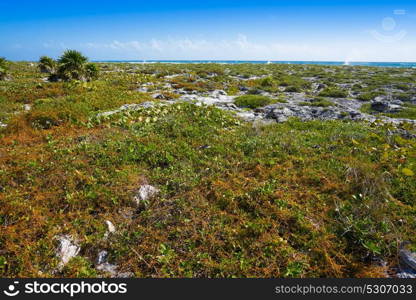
<box><xmin>38</xmin><ymin>50</ymin><xmax>99</xmax><ymax>82</ymax></box>
<box><xmin>39</xmin><ymin>56</ymin><xmax>57</xmax><ymax>74</ymax></box>
<box><xmin>85</xmin><ymin>63</ymin><xmax>99</xmax><ymax>80</ymax></box>
<box><xmin>57</xmin><ymin>50</ymin><xmax>89</xmax><ymax>81</ymax></box>
<box><xmin>0</xmin><ymin>57</ymin><xmax>8</xmax><ymax>81</ymax></box>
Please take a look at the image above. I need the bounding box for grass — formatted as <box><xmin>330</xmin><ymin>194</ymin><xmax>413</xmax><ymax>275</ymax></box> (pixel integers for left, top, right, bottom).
<box><xmin>0</xmin><ymin>62</ymin><xmax>416</xmax><ymax>278</ymax></box>
<box><xmin>357</xmin><ymin>92</ymin><xmax>385</xmax><ymax>102</ymax></box>
<box><xmin>318</xmin><ymin>88</ymin><xmax>348</xmax><ymax>98</ymax></box>
<box><xmin>384</xmin><ymin>103</ymin><xmax>416</xmax><ymax>120</ymax></box>
<box><xmin>299</xmin><ymin>98</ymin><xmax>334</xmax><ymax>107</ymax></box>
<box><xmin>285</xmin><ymin>86</ymin><xmax>301</xmax><ymax>93</ymax></box>
<box><xmin>361</xmin><ymin>103</ymin><xmax>416</xmax><ymax>120</ymax></box>
<box><xmin>234</xmin><ymin>95</ymin><xmax>276</xmax><ymax>109</ymax></box>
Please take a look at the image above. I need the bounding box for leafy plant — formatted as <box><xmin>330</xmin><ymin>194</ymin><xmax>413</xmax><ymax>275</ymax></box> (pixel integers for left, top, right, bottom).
<box><xmin>38</xmin><ymin>50</ymin><xmax>99</xmax><ymax>82</ymax></box>
<box><xmin>318</xmin><ymin>87</ymin><xmax>348</xmax><ymax>98</ymax></box>
<box><xmin>285</xmin><ymin>86</ymin><xmax>300</xmax><ymax>93</ymax></box>
<box><xmin>0</xmin><ymin>57</ymin><xmax>9</xmax><ymax>80</ymax></box>
<box><xmin>357</xmin><ymin>92</ymin><xmax>384</xmax><ymax>101</ymax></box>
<box><xmin>234</xmin><ymin>95</ymin><xmax>274</xmax><ymax>108</ymax></box>
<box><xmin>299</xmin><ymin>97</ymin><xmax>333</xmax><ymax>107</ymax></box>
<box><xmin>57</xmin><ymin>50</ymin><xmax>89</xmax><ymax>81</ymax></box>
<box><xmin>85</xmin><ymin>63</ymin><xmax>99</xmax><ymax>80</ymax></box>
<box><xmin>39</xmin><ymin>56</ymin><xmax>57</xmax><ymax>74</ymax></box>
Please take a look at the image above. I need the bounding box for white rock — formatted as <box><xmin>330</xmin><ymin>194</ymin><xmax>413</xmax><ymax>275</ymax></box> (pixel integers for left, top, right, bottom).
<box><xmin>210</xmin><ymin>90</ymin><xmax>227</xmax><ymax>98</ymax></box>
<box><xmin>152</xmin><ymin>93</ymin><xmax>166</xmax><ymax>99</ymax></box>
<box><xmin>95</xmin><ymin>250</ymin><xmax>133</xmax><ymax>278</ymax></box>
<box><xmin>56</xmin><ymin>235</ymin><xmax>80</xmax><ymax>269</ymax></box>
<box><xmin>104</xmin><ymin>220</ymin><xmax>116</xmax><ymax>239</ymax></box>
<box><xmin>97</xmin><ymin>250</ymin><xmax>108</xmax><ymax>264</ymax></box>
<box><xmin>96</xmin><ymin>250</ymin><xmax>118</xmax><ymax>276</ymax></box>
<box><xmin>105</xmin><ymin>220</ymin><xmax>116</xmax><ymax>233</ymax></box>
<box><xmin>133</xmin><ymin>184</ymin><xmax>160</xmax><ymax>206</ymax></box>
<box><xmin>97</xmin><ymin>263</ymin><xmax>118</xmax><ymax>275</ymax></box>
<box><xmin>397</xmin><ymin>271</ymin><xmax>416</xmax><ymax>278</ymax></box>
<box><xmin>179</xmin><ymin>94</ymin><xmax>235</xmax><ymax>106</ymax></box>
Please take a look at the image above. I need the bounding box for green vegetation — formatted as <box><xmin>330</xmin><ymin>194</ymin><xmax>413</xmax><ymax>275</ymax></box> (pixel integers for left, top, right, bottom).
<box><xmin>39</xmin><ymin>56</ymin><xmax>57</xmax><ymax>74</ymax></box>
<box><xmin>0</xmin><ymin>57</ymin><xmax>9</xmax><ymax>80</ymax></box>
<box><xmin>393</xmin><ymin>92</ymin><xmax>413</xmax><ymax>102</ymax></box>
<box><xmin>38</xmin><ymin>50</ymin><xmax>99</xmax><ymax>82</ymax></box>
<box><xmin>299</xmin><ymin>97</ymin><xmax>333</xmax><ymax>107</ymax></box>
<box><xmin>0</xmin><ymin>61</ymin><xmax>415</xmax><ymax>278</ymax></box>
<box><xmin>385</xmin><ymin>103</ymin><xmax>416</xmax><ymax>120</ymax></box>
<box><xmin>318</xmin><ymin>87</ymin><xmax>348</xmax><ymax>98</ymax></box>
<box><xmin>258</xmin><ymin>76</ymin><xmax>275</xmax><ymax>88</ymax></box>
<box><xmin>360</xmin><ymin>103</ymin><xmax>416</xmax><ymax>120</ymax></box>
<box><xmin>359</xmin><ymin>103</ymin><xmax>373</xmax><ymax>114</ymax></box>
<box><xmin>395</xmin><ymin>83</ymin><xmax>410</xmax><ymax>91</ymax></box>
<box><xmin>234</xmin><ymin>95</ymin><xmax>275</xmax><ymax>108</ymax></box>
<box><xmin>285</xmin><ymin>86</ymin><xmax>301</xmax><ymax>93</ymax></box>
<box><xmin>357</xmin><ymin>92</ymin><xmax>384</xmax><ymax>102</ymax></box>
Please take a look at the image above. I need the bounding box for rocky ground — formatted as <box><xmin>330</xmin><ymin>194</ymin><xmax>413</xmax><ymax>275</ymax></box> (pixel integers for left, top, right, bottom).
<box><xmin>1</xmin><ymin>62</ymin><xmax>416</xmax><ymax>278</ymax></box>
<box><xmin>114</xmin><ymin>64</ymin><xmax>416</xmax><ymax>127</ymax></box>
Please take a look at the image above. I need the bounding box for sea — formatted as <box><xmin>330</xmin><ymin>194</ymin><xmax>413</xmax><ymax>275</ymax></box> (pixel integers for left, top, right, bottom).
<box><xmin>94</xmin><ymin>60</ymin><xmax>416</xmax><ymax>68</ymax></box>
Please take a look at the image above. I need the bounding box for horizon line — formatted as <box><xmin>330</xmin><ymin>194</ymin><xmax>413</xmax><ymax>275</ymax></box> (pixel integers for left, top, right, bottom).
<box><xmin>7</xmin><ymin>59</ymin><xmax>416</xmax><ymax>65</ymax></box>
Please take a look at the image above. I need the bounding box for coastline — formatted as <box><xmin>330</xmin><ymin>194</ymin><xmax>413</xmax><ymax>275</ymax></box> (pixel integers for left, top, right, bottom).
<box><xmin>92</xmin><ymin>60</ymin><xmax>416</xmax><ymax>68</ymax></box>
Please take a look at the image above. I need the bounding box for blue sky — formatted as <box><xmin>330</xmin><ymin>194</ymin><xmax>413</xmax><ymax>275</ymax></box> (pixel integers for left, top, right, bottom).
<box><xmin>1</xmin><ymin>0</ymin><xmax>416</xmax><ymax>61</ymax></box>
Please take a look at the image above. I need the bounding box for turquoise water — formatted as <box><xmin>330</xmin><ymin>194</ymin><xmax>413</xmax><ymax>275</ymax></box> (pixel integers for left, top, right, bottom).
<box><xmin>95</xmin><ymin>60</ymin><xmax>416</xmax><ymax>68</ymax></box>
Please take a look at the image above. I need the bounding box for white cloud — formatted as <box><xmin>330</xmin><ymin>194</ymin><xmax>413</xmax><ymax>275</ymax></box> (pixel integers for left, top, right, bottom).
<box><xmin>77</xmin><ymin>34</ymin><xmax>416</xmax><ymax>61</ymax></box>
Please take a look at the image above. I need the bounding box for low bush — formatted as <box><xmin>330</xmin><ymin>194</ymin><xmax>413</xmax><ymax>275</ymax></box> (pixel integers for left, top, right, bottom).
<box><xmin>357</xmin><ymin>92</ymin><xmax>384</xmax><ymax>101</ymax></box>
<box><xmin>299</xmin><ymin>98</ymin><xmax>333</xmax><ymax>107</ymax></box>
<box><xmin>234</xmin><ymin>95</ymin><xmax>274</xmax><ymax>108</ymax></box>
<box><xmin>318</xmin><ymin>88</ymin><xmax>348</xmax><ymax>98</ymax></box>
<box><xmin>285</xmin><ymin>86</ymin><xmax>301</xmax><ymax>93</ymax></box>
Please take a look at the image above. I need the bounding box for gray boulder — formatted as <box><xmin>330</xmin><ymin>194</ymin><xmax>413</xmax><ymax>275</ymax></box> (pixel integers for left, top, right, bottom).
<box><xmin>152</xmin><ymin>93</ymin><xmax>166</xmax><ymax>100</ymax></box>
<box><xmin>371</xmin><ymin>99</ymin><xmax>402</xmax><ymax>113</ymax></box>
<box><xmin>96</xmin><ymin>250</ymin><xmax>133</xmax><ymax>278</ymax></box>
<box><xmin>210</xmin><ymin>90</ymin><xmax>227</xmax><ymax>98</ymax></box>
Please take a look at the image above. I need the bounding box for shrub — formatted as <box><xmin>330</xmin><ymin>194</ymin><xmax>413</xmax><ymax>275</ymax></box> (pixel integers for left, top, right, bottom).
<box><xmin>0</xmin><ymin>57</ymin><xmax>9</xmax><ymax>80</ymax></box>
<box><xmin>247</xmin><ymin>88</ymin><xmax>263</xmax><ymax>95</ymax></box>
<box><xmin>57</xmin><ymin>50</ymin><xmax>89</xmax><ymax>81</ymax></box>
<box><xmin>234</xmin><ymin>95</ymin><xmax>274</xmax><ymax>108</ymax></box>
<box><xmin>357</xmin><ymin>92</ymin><xmax>384</xmax><ymax>101</ymax></box>
<box><xmin>27</xmin><ymin>111</ymin><xmax>60</xmax><ymax>129</ymax></box>
<box><xmin>258</xmin><ymin>76</ymin><xmax>275</xmax><ymax>87</ymax></box>
<box><xmin>385</xmin><ymin>103</ymin><xmax>416</xmax><ymax>120</ymax></box>
<box><xmin>393</xmin><ymin>92</ymin><xmax>412</xmax><ymax>102</ymax></box>
<box><xmin>299</xmin><ymin>97</ymin><xmax>333</xmax><ymax>107</ymax></box>
<box><xmin>285</xmin><ymin>86</ymin><xmax>301</xmax><ymax>93</ymax></box>
<box><xmin>395</xmin><ymin>83</ymin><xmax>410</xmax><ymax>91</ymax></box>
<box><xmin>85</xmin><ymin>63</ymin><xmax>99</xmax><ymax>80</ymax></box>
<box><xmin>39</xmin><ymin>56</ymin><xmax>57</xmax><ymax>74</ymax></box>
<box><xmin>359</xmin><ymin>103</ymin><xmax>373</xmax><ymax>114</ymax></box>
<box><xmin>38</xmin><ymin>50</ymin><xmax>99</xmax><ymax>82</ymax></box>
<box><xmin>318</xmin><ymin>88</ymin><xmax>348</xmax><ymax>98</ymax></box>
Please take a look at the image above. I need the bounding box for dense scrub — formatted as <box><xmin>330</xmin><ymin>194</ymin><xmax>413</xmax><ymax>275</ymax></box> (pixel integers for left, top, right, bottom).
<box><xmin>234</xmin><ymin>95</ymin><xmax>276</xmax><ymax>108</ymax></box>
<box><xmin>0</xmin><ymin>62</ymin><xmax>415</xmax><ymax>278</ymax></box>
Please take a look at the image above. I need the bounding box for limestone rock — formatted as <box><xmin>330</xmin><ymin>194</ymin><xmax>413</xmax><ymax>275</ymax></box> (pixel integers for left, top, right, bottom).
<box><xmin>56</xmin><ymin>235</ymin><xmax>80</xmax><ymax>269</ymax></box>
<box><xmin>133</xmin><ymin>184</ymin><xmax>160</xmax><ymax>206</ymax></box>
<box><xmin>371</xmin><ymin>99</ymin><xmax>402</xmax><ymax>113</ymax></box>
